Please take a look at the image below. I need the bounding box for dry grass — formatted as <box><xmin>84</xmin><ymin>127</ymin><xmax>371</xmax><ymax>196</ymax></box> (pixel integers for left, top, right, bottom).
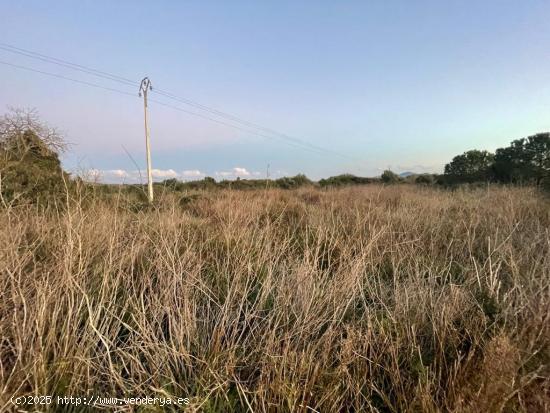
<box><xmin>1</xmin><ymin>184</ymin><xmax>549</xmax><ymax>412</ymax></box>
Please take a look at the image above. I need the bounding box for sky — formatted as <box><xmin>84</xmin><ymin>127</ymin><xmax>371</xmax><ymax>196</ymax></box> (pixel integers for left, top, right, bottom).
<box><xmin>1</xmin><ymin>0</ymin><xmax>550</xmax><ymax>182</ymax></box>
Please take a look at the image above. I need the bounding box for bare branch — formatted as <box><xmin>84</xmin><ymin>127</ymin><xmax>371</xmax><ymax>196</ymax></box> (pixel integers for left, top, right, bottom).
<box><xmin>0</xmin><ymin>107</ymin><xmax>68</xmax><ymax>153</ymax></box>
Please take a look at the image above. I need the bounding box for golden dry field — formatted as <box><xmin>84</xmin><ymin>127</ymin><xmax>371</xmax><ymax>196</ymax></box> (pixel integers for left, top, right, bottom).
<box><xmin>1</xmin><ymin>185</ymin><xmax>549</xmax><ymax>412</ymax></box>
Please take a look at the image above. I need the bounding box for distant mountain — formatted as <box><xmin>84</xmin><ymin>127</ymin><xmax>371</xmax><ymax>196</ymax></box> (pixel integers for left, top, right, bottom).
<box><xmin>399</xmin><ymin>171</ymin><xmax>415</xmax><ymax>177</ymax></box>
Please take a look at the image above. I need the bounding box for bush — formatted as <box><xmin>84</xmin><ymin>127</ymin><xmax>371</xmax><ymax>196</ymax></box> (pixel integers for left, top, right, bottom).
<box><xmin>274</xmin><ymin>174</ymin><xmax>312</xmax><ymax>189</ymax></box>
<box><xmin>319</xmin><ymin>174</ymin><xmax>376</xmax><ymax>187</ymax></box>
<box><xmin>381</xmin><ymin>169</ymin><xmax>400</xmax><ymax>183</ymax></box>
<box><xmin>0</xmin><ymin>130</ymin><xmax>68</xmax><ymax>205</ymax></box>
<box><xmin>415</xmin><ymin>174</ymin><xmax>435</xmax><ymax>185</ymax></box>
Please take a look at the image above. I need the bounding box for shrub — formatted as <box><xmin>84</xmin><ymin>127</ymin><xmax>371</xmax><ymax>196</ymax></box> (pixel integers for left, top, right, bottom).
<box><xmin>415</xmin><ymin>174</ymin><xmax>435</xmax><ymax>185</ymax></box>
<box><xmin>274</xmin><ymin>174</ymin><xmax>312</xmax><ymax>189</ymax></box>
<box><xmin>0</xmin><ymin>130</ymin><xmax>68</xmax><ymax>204</ymax></box>
<box><xmin>319</xmin><ymin>174</ymin><xmax>376</xmax><ymax>187</ymax></box>
<box><xmin>381</xmin><ymin>169</ymin><xmax>400</xmax><ymax>183</ymax></box>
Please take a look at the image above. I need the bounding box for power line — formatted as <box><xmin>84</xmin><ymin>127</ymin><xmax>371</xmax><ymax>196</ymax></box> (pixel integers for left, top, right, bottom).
<box><xmin>0</xmin><ymin>43</ymin><xmax>137</xmax><ymax>86</ymax></box>
<box><xmin>0</xmin><ymin>59</ymin><xmax>339</xmax><ymax>158</ymax></box>
<box><xmin>148</xmin><ymin>98</ymin><xmax>345</xmax><ymax>157</ymax></box>
<box><xmin>0</xmin><ymin>42</ymin><xmax>360</xmax><ymax>161</ymax></box>
<box><xmin>151</xmin><ymin>88</ymin><xmax>353</xmax><ymax>158</ymax></box>
<box><xmin>0</xmin><ymin>60</ymin><xmax>136</xmax><ymax>97</ymax></box>
<box><xmin>0</xmin><ymin>42</ymin><xmax>343</xmax><ymax>156</ymax></box>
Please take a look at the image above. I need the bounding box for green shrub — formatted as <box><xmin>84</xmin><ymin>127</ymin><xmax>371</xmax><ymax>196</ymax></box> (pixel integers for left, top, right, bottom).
<box><xmin>415</xmin><ymin>174</ymin><xmax>435</xmax><ymax>185</ymax></box>
<box><xmin>381</xmin><ymin>169</ymin><xmax>400</xmax><ymax>184</ymax></box>
<box><xmin>319</xmin><ymin>174</ymin><xmax>376</xmax><ymax>187</ymax></box>
<box><xmin>0</xmin><ymin>130</ymin><xmax>69</xmax><ymax>205</ymax></box>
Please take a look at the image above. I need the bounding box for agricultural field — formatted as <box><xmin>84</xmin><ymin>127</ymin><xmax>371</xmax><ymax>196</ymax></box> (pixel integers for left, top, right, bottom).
<box><xmin>2</xmin><ymin>185</ymin><xmax>549</xmax><ymax>412</ymax></box>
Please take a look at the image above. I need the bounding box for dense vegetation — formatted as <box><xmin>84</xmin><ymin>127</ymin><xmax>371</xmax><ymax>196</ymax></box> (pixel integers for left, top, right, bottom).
<box><xmin>2</xmin><ymin>185</ymin><xmax>549</xmax><ymax>412</ymax></box>
<box><xmin>443</xmin><ymin>133</ymin><xmax>550</xmax><ymax>187</ymax></box>
<box><xmin>1</xmin><ymin>110</ymin><xmax>550</xmax><ymax>411</ymax></box>
<box><xmin>0</xmin><ymin>108</ymin><xmax>70</xmax><ymax>205</ymax></box>
<box><xmin>0</xmin><ymin>130</ymin><xmax>69</xmax><ymax>204</ymax></box>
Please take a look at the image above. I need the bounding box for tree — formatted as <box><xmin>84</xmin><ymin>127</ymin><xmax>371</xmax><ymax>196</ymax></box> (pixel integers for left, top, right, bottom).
<box><xmin>493</xmin><ymin>133</ymin><xmax>550</xmax><ymax>185</ymax></box>
<box><xmin>0</xmin><ymin>107</ymin><xmax>67</xmax><ymax>155</ymax></box>
<box><xmin>0</xmin><ymin>108</ymin><xmax>68</xmax><ymax>204</ymax></box>
<box><xmin>0</xmin><ymin>130</ymin><xmax>68</xmax><ymax>204</ymax></box>
<box><xmin>381</xmin><ymin>170</ymin><xmax>399</xmax><ymax>184</ymax></box>
<box><xmin>444</xmin><ymin>150</ymin><xmax>494</xmax><ymax>183</ymax></box>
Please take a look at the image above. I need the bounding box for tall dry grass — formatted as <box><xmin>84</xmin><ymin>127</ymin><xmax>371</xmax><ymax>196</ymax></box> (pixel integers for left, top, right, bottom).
<box><xmin>1</xmin><ymin>185</ymin><xmax>549</xmax><ymax>412</ymax></box>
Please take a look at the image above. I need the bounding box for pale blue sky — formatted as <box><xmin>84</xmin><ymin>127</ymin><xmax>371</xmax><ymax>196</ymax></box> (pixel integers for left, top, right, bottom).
<box><xmin>2</xmin><ymin>1</ymin><xmax>550</xmax><ymax>181</ymax></box>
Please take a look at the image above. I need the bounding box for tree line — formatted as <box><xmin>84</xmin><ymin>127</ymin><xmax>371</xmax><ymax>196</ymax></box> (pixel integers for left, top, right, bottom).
<box><xmin>443</xmin><ymin>133</ymin><xmax>550</xmax><ymax>187</ymax></box>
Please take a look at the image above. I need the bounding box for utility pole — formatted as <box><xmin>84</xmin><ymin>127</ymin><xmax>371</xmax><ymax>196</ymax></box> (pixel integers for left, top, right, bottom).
<box><xmin>139</xmin><ymin>77</ymin><xmax>154</xmax><ymax>203</ymax></box>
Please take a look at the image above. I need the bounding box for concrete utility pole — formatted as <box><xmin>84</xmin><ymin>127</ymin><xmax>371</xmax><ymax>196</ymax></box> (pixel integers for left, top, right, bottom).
<box><xmin>139</xmin><ymin>77</ymin><xmax>154</xmax><ymax>203</ymax></box>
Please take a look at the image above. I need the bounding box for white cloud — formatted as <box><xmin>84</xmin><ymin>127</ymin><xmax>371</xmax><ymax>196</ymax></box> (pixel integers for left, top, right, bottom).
<box><xmin>95</xmin><ymin>169</ymin><xmax>138</xmax><ymax>182</ymax></box>
<box><xmin>151</xmin><ymin>169</ymin><xmax>178</xmax><ymax>178</ymax></box>
<box><xmin>108</xmin><ymin>169</ymin><xmax>129</xmax><ymax>178</ymax></box>
<box><xmin>182</xmin><ymin>169</ymin><xmax>203</xmax><ymax>177</ymax></box>
<box><xmin>81</xmin><ymin>166</ymin><xmax>261</xmax><ymax>183</ymax></box>
<box><xmin>80</xmin><ymin>168</ymin><xmax>178</xmax><ymax>183</ymax></box>
<box><xmin>233</xmin><ymin>167</ymin><xmax>250</xmax><ymax>176</ymax></box>
<box><xmin>216</xmin><ymin>167</ymin><xmax>252</xmax><ymax>178</ymax></box>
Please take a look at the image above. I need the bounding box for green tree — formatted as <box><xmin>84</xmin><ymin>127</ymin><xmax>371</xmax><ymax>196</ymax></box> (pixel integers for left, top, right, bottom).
<box><xmin>444</xmin><ymin>150</ymin><xmax>494</xmax><ymax>183</ymax></box>
<box><xmin>0</xmin><ymin>129</ymin><xmax>68</xmax><ymax>204</ymax></box>
<box><xmin>493</xmin><ymin>133</ymin><xmax>550</xmax><ymax>185</ymax></box>
<box><xmin>381</xmin><ymin>170</ymin><xmax>399</xmax><ymax>184</ymax></box>
<box><xmin>0</xmin><ymin>109</ymin><xmax>69</xmax><ymax>205</ymax></box>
